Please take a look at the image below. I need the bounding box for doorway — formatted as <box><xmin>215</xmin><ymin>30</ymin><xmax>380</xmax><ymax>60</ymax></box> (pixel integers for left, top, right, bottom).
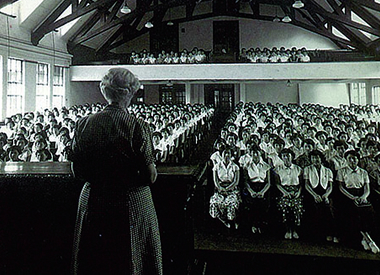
<box><xmin>213</xmin><ymin>21</ymin><xmax>239</xmax><ymax>62</ymax></box>
<box><xmin>205</xmin><ymin>84</ymin><xmax>234</xmax><ymax>125</ymax></box>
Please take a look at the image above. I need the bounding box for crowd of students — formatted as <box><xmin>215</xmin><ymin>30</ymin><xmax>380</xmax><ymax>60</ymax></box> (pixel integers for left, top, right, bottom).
<box><xmin>209</xmin><ymin>101</ymin><xmax>380</xmax><ymax>253</ymax></box>
<box><xmin>0</xmin><ymin>103</ymin><xmax>214</xmax><ymax>165</ymax></box>
<box><xmin>239</xmin><ymin>47</ymin><xmax>311</xmax><ymax>63</ymax></box>
<box><xmin>128</xmin><ymin>48</ymin><xmax>208</xmax><ymax>64</ymax></box>
<box><xmin>133</xmin><ymin>103</ymin><xmax>214</xmax><ymax>164</ymax></box>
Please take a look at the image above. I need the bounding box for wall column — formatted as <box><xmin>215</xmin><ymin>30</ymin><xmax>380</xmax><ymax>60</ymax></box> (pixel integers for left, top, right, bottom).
<box><xmin>239</xmin><ymin>83</ymin><xmax>246</xmax><ymax>103</ymax></box>
<box><xmin>24</xmin><ymin>61</ymin><xmax>37</xmax><ymax>113</ymax></box>
<box><xmin>1</xmin><ymin>55</ymin><xmax>6</xmax><ymax>120</ymax></box>
<box><xmin>185</xmin><ymin>82</ymin><xmax>191</xmax><ymax>104</ymax></box>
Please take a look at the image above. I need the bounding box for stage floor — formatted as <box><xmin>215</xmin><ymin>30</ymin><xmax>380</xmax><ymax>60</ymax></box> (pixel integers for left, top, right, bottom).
<box><xmin>193</xmin><ymin>228</ymin><xmax>380</xmax><ymax>275</ymax></box>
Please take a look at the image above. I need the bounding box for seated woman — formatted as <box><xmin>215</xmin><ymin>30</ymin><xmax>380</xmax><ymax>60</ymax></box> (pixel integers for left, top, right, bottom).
<box><xmin>209</xmin><ymin>147</ymin><xmax>240</xmax><ymax>229</ymax></box>
<box><xmin>336</xmin><ymin>150</ymin><xmax>379</xmax><ymax>253</ymax></box>
<box><xmin>152</xmin><ymin>131</ymin><xmax>168</xmax><ymax>163</ymax></box>
<box><xmin>239</xmin><ymin>144</ymin><xmax>271</xmax><ymax>234</ymax></box>
<box><xmin>7</xmin><ymin>145</ymin><xmax>22</xmax><ymax>162</ymax></box>
<box><xmin>274</xmin><ymin>148</ymin><xmax>303</xmax><ymax>240</ymax></box>
<box><xmin>210</xmin><ymin>138</ymin><xmax>225</xmax><ymax>167</ymax></box>
<box><xmin>304</xmin><ymin>150</ymin><xmax>338</xmax><ymax>243</ymax></box>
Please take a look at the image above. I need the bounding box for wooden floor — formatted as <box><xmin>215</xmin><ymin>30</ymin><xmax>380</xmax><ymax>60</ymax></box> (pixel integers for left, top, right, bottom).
<box><xmin>192</xmin><ymin>227</ymin><xmax>380</xmax><ymax>275</ymax></box>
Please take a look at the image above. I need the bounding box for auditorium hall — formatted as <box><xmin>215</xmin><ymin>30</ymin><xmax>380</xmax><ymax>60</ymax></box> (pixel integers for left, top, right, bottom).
<box><xmin>1</xmin><ymin>0</ymin><xmax>380</xmax><ymax>274</ymax></box>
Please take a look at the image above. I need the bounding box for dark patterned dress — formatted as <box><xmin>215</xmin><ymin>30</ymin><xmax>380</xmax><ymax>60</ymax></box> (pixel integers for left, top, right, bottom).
<box><xmin>70</xmin><ymin>103</ymin><xmax>162</xmax><ymax>275</ymax></box>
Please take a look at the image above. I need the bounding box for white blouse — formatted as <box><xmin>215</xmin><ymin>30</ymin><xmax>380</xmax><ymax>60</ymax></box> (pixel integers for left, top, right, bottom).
<box><xmin>337</xmin><ymin>166</ymin><xmax>370</xmax><ymax>189</ymax></box>
<box><xmin>246</xmin><ymin>160</ymin><xmax>271</xmax><ymax>182</ymax></box>
<box><xmin>304</xmin><ymin>165</ymin><xmax>333</xmax><ymax>190</ymax></box>
<box><xmin>213</xmin><ymin>161</ymin><xmax>240</xmax><ymax>182</ymax></box>
<box><xmin>274</xmin><ymin>164</ymin><xmax>302</xmax><ymax>186</ymax></box>
<box><xmin>210</xmin><ymin>151</ymin><xmax>223</xmax><ymax>166</ymax></box>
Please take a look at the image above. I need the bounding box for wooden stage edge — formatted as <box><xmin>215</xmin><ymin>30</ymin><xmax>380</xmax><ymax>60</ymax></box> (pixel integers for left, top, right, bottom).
<box><xmin>0</xmin><ymin>161</ymin><xmax>206</xmax><ymax>180</ymax></box>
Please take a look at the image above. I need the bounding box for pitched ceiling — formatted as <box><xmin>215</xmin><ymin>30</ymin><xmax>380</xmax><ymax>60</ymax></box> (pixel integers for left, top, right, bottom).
<box><xmin>4</xmin><ymin>0</ymin><xmax>380</xmax><ymax>56</ymax></box>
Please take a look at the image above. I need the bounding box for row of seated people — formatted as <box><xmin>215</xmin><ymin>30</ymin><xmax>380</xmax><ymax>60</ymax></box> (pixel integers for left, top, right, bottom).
<box><xmin>0</xmin><ymin>103</ymin><xmax>214</xmax><ymax>164</ymax></box>
<box><xmin>0</xmin><ymin>104</ymin><xmax>104</xmax><ymax>162</ymax></box>
<box><xmin>129</xmin><ymin>103</ymin><xmax>214</xmax><ymax>164</ymax></box>
<box><xmin>208</xmin><ymin>101</ymin><xmax>380</xmax><ymax>253</ymax></box>
<box><xmin>128</xmin><ymin>48</ymin><xmax>208</xmax><ymax>64</ymax></box>
<box><xmin>239</xmin><ymin>47</ymin><xmax>311</xmax><ymax>63</ymax></box>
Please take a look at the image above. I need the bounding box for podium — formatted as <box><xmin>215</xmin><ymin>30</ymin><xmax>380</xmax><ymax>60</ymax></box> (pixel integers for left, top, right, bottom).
<box><xmin>0</xmin><ymin>162</ymin><xmax>205</xmax><ymax>275</ymax></box>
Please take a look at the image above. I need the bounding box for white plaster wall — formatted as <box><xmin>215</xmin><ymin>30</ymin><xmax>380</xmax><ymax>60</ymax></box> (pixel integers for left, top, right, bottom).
<box><xmin>113</xmin><ymin>33</ymin><xmax>151</xmax><ymax>54</ymax></box>
<box><xmin>239</xmin><ymin>19</ymin><xmax>338</xmax><ymax>50</ymax></box>
<box><xmin>178</xmin><ymin>16</ymin><xmax>339</xmax><ymax>52</ymax></box>
<box><xmin>69</xmin><ymin>81</ymin><xmax>106</xmax><ymax>107</ymax></box>
<box><xmin>299</xmin><ymin>83</ymin><xmax>349</xmax><ymax>107</ymax></box>
<box><xmin>245</xmin><ymin>82</ymin><xmax>298</xmax><ymax>104</ymax></box>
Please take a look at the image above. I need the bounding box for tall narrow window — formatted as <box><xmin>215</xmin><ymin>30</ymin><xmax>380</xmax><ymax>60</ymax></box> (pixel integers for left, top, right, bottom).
<box><xmin>53</xmin><ymin>66</ymin><xmax>65</xmax><ymax>108</ymax></box>
<box><xmin>36</xmin><ymin>63</ymin><xmax>49</xmax><ymax>111</ymax></box>
<box><xmin>372</xmin><ymin>86</ymin><xmax>380</xmax><ymax>105</ymax></box>
<box><xmin>7</xmin><ymin>58</ymin><xmax>24</xmax><ymax>117</ymax></box>
<box><xmin>351</xmin><ymin>83</ymin><xmax>366</xmax><ymax>105</ymax></box>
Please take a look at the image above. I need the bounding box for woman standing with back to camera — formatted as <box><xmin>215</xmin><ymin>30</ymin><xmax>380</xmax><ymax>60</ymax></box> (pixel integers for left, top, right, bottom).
<box><xmin>70</xmin><ymin>68</ymin><xmax>163</xmax><ymax>274</ymax></box>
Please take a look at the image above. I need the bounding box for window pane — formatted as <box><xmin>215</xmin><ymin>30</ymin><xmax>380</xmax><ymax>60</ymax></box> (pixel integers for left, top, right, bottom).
<box><xmin>7</xmin><ymin>58</ymin><xmax>24</xmax><ymax>116</ymax></box>
<box><xmin>36</xmin><ymin>63</ymin><xmax>49</xmax><ymax>111</ymax></box>
<box><xmin>53</xmin><ymin>66</ymin><xmax>65</xmax><ymax>109</ymax></box>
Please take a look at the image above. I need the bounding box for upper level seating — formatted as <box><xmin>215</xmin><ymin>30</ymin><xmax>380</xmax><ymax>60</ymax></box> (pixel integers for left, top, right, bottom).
<box><xmin>127</xmin><ymin>48</ymin><xmax>208</xmax><ymax>64</ymax></box>
<box><xmin>239</xmin><ymin>47</ymin><xmax>311</xmax><ymax>63</ymax></box>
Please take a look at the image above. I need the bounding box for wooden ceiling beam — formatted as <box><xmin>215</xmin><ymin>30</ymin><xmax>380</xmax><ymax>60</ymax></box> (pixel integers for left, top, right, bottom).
<box><xmin>72</xmin><ymin>0</ymin><xmax>79</xmax><ymax>12</ymax></box>
<box><xmin>249</xmin><ymin>0</ymin><xmax>259</xmax><ymax>16</ymax></box>
<box><xmin>295</xmin><ymin>9</ymin><xmax>322</xmax><ymax>28</ymax></box>
<box><xmin>106</xmin><ymin>0</ymin><xmax>124</xmax><ymax>24</ymax></box>
<box><xmin>326</xmin><ymin>0</ymin><xmax>343</xmax><ymax>15</ymax></box>
<box><xmin>186</xmin><ymin>2</ymin><xmax>196</xmax><ymax>18</ymax></box>
<box><xmin>95</xmin><ymin>25</ymin><xmax>124</xmax><ymax>52</ymax></box>
<box><xmin>31</xmin><ymin>0</ymin><xmax>116</xmax><ymax>45</ymax></box>
<box><xmin>292</xmin><ymin>19</ymin><xmax>357</xmax><ymax>48</ymax></box>
<box><xmin>31</xmin><ymin>0</ymin><xmax>72</xmax><ymax>45</ymax></box>
<box><xmin>333</xmin><ymin>22</ymin><xmax>368</xmax><ymax>50</ymax></box>
<box><xmin>305</xmin><ymin>0</ymin><xmax>380</xmax><ymax>36</ymax></box>
<box><xmin>71</xmin><ymin>0</ymin><xmax>185</xmax><ymax>45</ymax></box>
<box><xmin>346</xmin><ymin>0</ymin><xmax>380</xmax><ymax>29</ymax></box>
<box><xmin>68</xmin><ymin>11</ymin><xmax>102</xmax><ymax>45</ymax></box>
<box><xmin>351</xmin><ymin>0</ymin><xmax>380</xmax><ymax>12</ymax></box>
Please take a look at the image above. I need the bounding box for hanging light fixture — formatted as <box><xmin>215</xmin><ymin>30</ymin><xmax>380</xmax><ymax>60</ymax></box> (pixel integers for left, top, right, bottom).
<box><xmin>145</xmin><ymin>21</ymin><xmax>154</xmax><ymax>28</ymax></box>
<box><xmin>167</xmin><ymin>7</ymin><xmax>174</xmax><ymax>26</ymax></box>
<box><xmin>273</xmin><ymin>7</ymin><xmax>281</xmax><ymax>22</ymax></box>
<box><xmin>292</xmin><ymin>0</ymin><xmax>304</xmax><ymax>9</ymax></box>
<box><xmin>166</xmin><ymin>80</ymin><xmax>173</xmax><ymax>87</ymax></box>
<box><xmin>282</xmin><ymin>15</ymin><xmax>292</xmax><ymax>23</ymax></box>
<box><xmin>120</xmin><ymin>0</ymin><xmax>132</xmax><ymax>14</ymax></box>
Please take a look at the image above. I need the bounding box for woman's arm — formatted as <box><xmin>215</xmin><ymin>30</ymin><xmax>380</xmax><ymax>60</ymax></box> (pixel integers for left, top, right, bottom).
<box><xmin>213</xmin><ymin>169</ymin><xmax>224</xmax><ymax>191</ymax></box>
<box><xmin>359</xmin><ymin>181</ymin><xmax>370</xmax><ymax>203</ymax></box>
<box><xmin>305</xmin><ymin>178</ymin><xmax>322</xmax><ymax>202</ymax></box>
<box><xmin>258</xmin><ymin>170</ymin><xmax>271</xmax><ymax>198</ymax></box>
<box><xmin>338</xmin><ymin>181</ymin><xmax>358</xmax><ymax>200</ymax></box>
<box><xmin>225</xmin><ymin>169</ymin><xmax>240</xmax><ymax>191</ymax></box>
<box><xmin>147</xmin><ymin>163</ymin><xmax>157</xmax><ymax>184</ymax></box>
<box><xmin>322</xmin><ymin>181</ymin><xmax>333</xmax><ymax>201</ymax></box>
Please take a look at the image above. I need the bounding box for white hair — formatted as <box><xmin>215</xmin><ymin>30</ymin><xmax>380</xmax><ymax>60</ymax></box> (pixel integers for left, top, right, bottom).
<box><xmin>100</xmin><ymin>68</ymin><xmax>140</xmax><ymax>103</ymax></box>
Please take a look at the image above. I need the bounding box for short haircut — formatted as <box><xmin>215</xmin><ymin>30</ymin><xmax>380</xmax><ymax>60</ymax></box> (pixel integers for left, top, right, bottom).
<box><xmin>344</xmin><ymin>149</ymin><xmax>360</xmax><ymax>159</ymax></box>
<box><xmin>100</xmin><ymin>68</ymin><xmax>140</xmax><ymax>103</ymax></box>
<box><xmin>303</xmin><ymin>138</ymin><xmax>315</xmax><ymax>147</ymax></box>
<box><xmin>280</xmin><ymin>148</ymin><xmax>295</xmax><ymax>160</ymax></box>
<box><xmin>309</xmin><ymin>149</ymin><xmax>326</xmax><ymax>162</ymax></box>
<box><xmin>333</xmin><ymin>140</ymin><xmax>348</xmax><ymax>149</ymax></box>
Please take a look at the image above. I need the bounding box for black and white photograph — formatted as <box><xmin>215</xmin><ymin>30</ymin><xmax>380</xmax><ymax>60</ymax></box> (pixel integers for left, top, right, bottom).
<box><xmin>1</xmin><ymin>0</ymin><xmax>380</xmax><ymax>274</ymax></box>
